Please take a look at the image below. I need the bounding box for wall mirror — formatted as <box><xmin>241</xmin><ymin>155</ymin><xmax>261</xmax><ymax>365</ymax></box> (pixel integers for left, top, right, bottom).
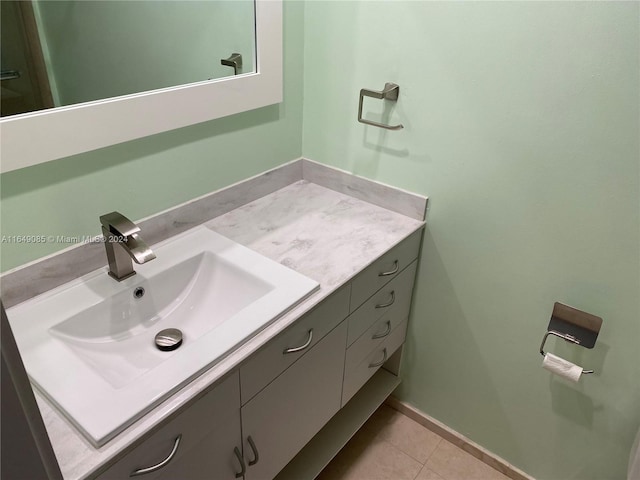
<box><xmin>0</xmin><ymin>0</ymin><xmax>282</xmax><ymax>173</ymax></box>
<box><xmin>1</xmin><ymin>0</ymin><xmax>256</xmax><ymax>115</ymax></box>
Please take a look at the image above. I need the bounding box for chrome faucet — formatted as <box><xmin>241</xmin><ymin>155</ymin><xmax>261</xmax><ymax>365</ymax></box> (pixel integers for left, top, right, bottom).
<box><xmin>99</xmin><ymin>212</ymin><xmax>156</xmax><ymax>281</ymax></box>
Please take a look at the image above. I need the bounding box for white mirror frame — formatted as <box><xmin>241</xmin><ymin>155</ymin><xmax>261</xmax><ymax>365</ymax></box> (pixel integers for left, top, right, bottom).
<box><xmin>0</xmin><ymin>0</ymin><xmax>282</xmax><ymax>174</ymax></box>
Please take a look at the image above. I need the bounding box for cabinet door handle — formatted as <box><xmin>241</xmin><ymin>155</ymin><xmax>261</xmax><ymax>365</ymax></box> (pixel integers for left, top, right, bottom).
<box><xmin>378</xmin><ymin>260</ymin><xmax>399</xmax><ymax>277</ymax></box>
<box><xmin>283</xmin><ymin>329</ymin><xmax>313</xmax><ymax>354</ymax></box>
<box><xmin>247</xmin><ymin>435</ymin><xmax>260</xmax><ymax>466</ymax></box>
<box><xmin>372</xmin><ymin>321</ymin><xmax>391</xmax><ymax>340</ymax></box>
<box><xmin>368</xmin><ymin>348</ymin><xmax>388</xmax><ymax>368</ymax></box>
<box><xmin>234</xmin><ymin>447</ymin><xmax>246</xmax><ymax>478</ymax></box>
<box><xmin>129</xmin><ymin>434</ymin><xmax>182</xmax><ymax>477</ymax></box>
<box><xmin>375</xmin><ymin>291</ymin><xmax>395</xmax><ymax>309</ymax></box>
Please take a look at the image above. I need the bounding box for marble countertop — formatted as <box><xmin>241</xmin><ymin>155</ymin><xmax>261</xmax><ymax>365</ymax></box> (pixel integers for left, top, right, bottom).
<box><xmin>34</xmin><ymin>179</ymin><xmax>424</xmax><ymax>480</ymax></box>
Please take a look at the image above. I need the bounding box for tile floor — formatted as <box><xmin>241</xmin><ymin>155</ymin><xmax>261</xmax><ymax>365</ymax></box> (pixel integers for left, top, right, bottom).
<box><xmin>317</xmin><ymin>405</ymin><xmax>511</xmax><ymax>480</ymax></box>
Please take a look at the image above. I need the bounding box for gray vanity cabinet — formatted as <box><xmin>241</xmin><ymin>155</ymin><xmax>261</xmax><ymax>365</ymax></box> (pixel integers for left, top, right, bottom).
<box><xmin>92</xmin><ymin>230</ymin><xmax>422</xmax><ymax>480</ymax></box>
<box><xmin>240</xmin><ymin>321</ymin><xmax>348</xmax><ymax>480</ymax></box>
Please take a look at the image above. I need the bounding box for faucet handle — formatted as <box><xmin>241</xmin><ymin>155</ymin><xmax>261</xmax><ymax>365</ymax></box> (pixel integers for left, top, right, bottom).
<box><xmin>99</xmin><ymin>212</ymin><xmax>140</xmax><ymax>237</ymax></box>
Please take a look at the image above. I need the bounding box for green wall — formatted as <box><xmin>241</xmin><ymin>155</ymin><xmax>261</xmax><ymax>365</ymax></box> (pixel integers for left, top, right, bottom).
<box><xmin>302</xmin><ymin>2</ymin><xmax>639</xmax><ymax>479</ymax></box>
<box><xmin>0</xmin><ymin>1</ymin><xmax>304</xmax><ymax>272</ymax></box>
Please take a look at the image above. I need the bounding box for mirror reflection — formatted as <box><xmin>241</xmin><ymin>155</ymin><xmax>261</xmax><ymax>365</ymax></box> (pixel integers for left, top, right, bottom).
<box><xmin>1</xmin><ymin>0</ymin><xmax>256</xmax><ymax>117</ymax></box>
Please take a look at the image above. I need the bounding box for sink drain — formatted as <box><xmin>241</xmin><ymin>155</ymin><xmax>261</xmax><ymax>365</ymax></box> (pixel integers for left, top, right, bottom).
<box><xmin>155</xmin><ymin>328</ymin><xmax>183</xmax><ymax>352</ymax></box>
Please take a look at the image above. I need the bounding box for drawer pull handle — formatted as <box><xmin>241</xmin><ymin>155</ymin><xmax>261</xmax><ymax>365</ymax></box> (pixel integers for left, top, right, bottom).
<box><xmin>372</xmin><ymin>321</ymin><xmax>392</xmax><ymax>339</ymax></box>
<box><xmin>375</xmin><ymin>291</ymin><xmax>395</xmax><ymax>309</ymax></box>
<box><xmin>234</xmin><ymin>447</ymin><xmax>246</xmax><ymax>478</ymax></box>
<box><xmin>283</xmin><ymin>329</ymin><xmax>313</xmax><ymax>354</ymax></box>
<box><xmin>369</xmin><ymin>348</ymin><xmax>388</xmax><ymax>368</ymax></box>
<box><xmin>378</xmin><ymin>260</ymin><xmax>399</xmax><ymax>277</ymax></box>
<box><xmin>247</xmin><ymin>435</ymin><xmax>260</xmax><ymax>466</ymax></box>
<box><xmin>130</xmin><ymin>434</ymin><xmax>181</xmax><ymax>477</ymax></box>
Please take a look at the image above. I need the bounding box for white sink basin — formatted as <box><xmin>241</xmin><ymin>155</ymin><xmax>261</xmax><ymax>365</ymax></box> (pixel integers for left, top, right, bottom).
<box><xmin>7</xmin><ymin>226</ymin><xmax>319</xmax><ymax>446</ymax></box>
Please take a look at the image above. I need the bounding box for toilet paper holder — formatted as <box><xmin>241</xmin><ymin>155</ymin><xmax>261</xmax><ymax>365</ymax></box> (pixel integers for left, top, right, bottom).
<box><xmin>539</xmin><ymin>302</ymin><xmax>603</xmax><ymax>375</ymax></box>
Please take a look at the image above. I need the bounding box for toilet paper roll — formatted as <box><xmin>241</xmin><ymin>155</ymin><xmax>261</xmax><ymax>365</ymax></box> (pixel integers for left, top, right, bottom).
<box><xmin>542</xmin><ymin>353</ymin><xmax>583</xmax><ymax>382</ymax></box>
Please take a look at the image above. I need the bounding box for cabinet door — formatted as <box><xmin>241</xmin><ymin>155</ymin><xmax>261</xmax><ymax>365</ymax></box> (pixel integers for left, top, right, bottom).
<box><xmin>241</xmin><ymin>322</ymin><xmax>347</xmax><ymax>480</ymax></box>
<box><xmin>96</xmin><ymin>373</ymin><xmax>242</xmax><ymax>480</ymax></box>
<box><xmin>149</xmin><ymin>413</ymin><xmax>243</xmax><ymax>480</ymax></box>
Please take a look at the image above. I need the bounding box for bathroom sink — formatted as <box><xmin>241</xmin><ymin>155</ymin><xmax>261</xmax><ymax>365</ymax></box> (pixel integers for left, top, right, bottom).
<box><xmin>7</xmin><ymin>226</ymin><xmax>319</xmax><ymax>446</ymax></box>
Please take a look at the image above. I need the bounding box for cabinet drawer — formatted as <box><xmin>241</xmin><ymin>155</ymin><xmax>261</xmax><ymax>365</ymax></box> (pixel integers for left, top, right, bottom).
<box><xmin>240</xmin><ymin>285</ymin><xmax>350</xmax><ymax>404</ymax></box>
<box><xmin>342</xmin><ymin>319</ymin><xmax>408</xmax><ymax>406</ymax></box>
<box><xmin>96</xmin><ymin>372</ymin><xmax>240</xmax><ymax>480</ymax></box>
<box><xmin>349</xmin><ymin>229</ymin><xmax>421</xmax><ymax>312</ymax></box>
<box><xmin>345</xmin><ymin>307</ymin><xmax>406</xmax><ymax>374</ymax></box>
<box><xmin>347</xmin><ymin>261</ymin><xmax>417</xmax><ymax>347</ymax></box>
<box><xmin>242</xmin><ymin>322</ymin><xmax>347</xmax><ymax>480</ymax></box>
